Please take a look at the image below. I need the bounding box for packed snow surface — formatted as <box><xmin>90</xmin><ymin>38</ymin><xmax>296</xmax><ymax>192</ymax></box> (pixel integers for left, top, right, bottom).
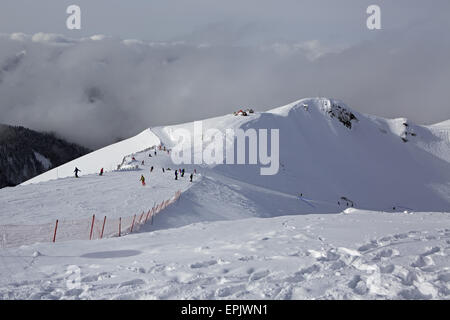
<box><xmin>0</xmin><ymin>98</ymin><xmax>449</xmax><ymax>299</ymax></box>
<box><xmin>0</xmin><ymin>211</ymin><xmax>449</xmax><ymax>299</ymax></box>
<box><xmin>22</xmin><ymin>129</ymin><xmax>160</xmax><ymax>185</ymax></box>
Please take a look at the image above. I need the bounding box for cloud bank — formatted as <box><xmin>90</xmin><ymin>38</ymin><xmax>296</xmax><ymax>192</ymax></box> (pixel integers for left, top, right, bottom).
<box><xmin>0</xmin><ymin>24</ymin><xmax>449</xmax><ymax>148</ymax></box>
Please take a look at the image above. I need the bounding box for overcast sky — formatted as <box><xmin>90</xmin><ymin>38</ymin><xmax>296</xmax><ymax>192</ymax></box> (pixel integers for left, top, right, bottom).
<box><xmin>0</xmin><ymin>1</ymin><xmax>449</xmax><ymax>148</ymax></box>
<box><xmin>1</xmin><ymin>0</ymin><xmax>447</xmax><ymax>44</ymax></box>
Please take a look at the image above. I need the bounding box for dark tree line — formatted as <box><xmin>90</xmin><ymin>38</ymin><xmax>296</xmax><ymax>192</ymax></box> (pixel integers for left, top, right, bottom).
<box><xmin>0</xmin><ymin>124</ymin><xmax>90</xmax><ymax>188</ymax></box>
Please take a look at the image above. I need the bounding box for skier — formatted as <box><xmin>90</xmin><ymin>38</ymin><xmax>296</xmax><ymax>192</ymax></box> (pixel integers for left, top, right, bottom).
<box><xmin>74</xmin><ymin>167</ymin><xmax>81</xmax><ymax>178</ymax></box>
<box><xmin>150</xmin><ymin>166</ymin><xmax>154</xmax><ymax>173</ymax></box>
<box><xmin>175</xmin><ymin>170</ymin><xmax>178</xmax><ymax>180</ymax></box>
<box><xmin>181</xmin><ymin>169</ymin><xmax>185</xmax><ymax>177</ymax></box>
<box><xmin>140</xmin><ymin>175</ymin><xmax>146</xmax><ymax>186</ymax></box>
<box><xmin>149</xmin><ymin>153</ymin><xmax>152</xmax><ymax>157</ymax></box>
<box><xmin>154</xmin><ymin>151</ymin><xmax>157</xmax><ymax>156</ymax></box>
<box><xmin>142</xmin><ymin>160</ymin><xmax>145</xmax><ymax>165</ymax></box>
<box><xmin>99</xmin><ymin>168</ymin><xmax>104</xmax><ymax>176</ymax></box>
<box><xmin>190</xmin><ymin>173</ymin><xmax>193</xmax><ymax>182</ymax></box>
<box><xmin>162</xmin><ymin>168</ymin><xmax>165</xmax><ymax>173</ymax></box>
<box><xmin>194</xmin><ymin>169</ymin><xmax>197</xmax><ymax>174</ymax></box>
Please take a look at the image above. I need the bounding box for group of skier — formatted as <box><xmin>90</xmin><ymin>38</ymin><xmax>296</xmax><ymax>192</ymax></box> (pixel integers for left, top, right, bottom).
<box><xmin>74</xmin><ymin>166</ymin><xmax>103</xmax><ymax>178</ymax></box>
<box><xmin>140</xmin><ymin>166</ymin><xmax>195</xmax><ymax>186</ymax></box>
<box><xmin>75</xmin><ymin>164</ymin><xmax>196</xmax><ymax>187</ymax></box>
<box><xmin>174</xmin><ymin>168</ymin><xmax>194</xmax><ymax>182</ymax></box>
<box><xmin>72</xmin><ymin>143</ymin><xmax>194</xmax><ymax>189</ymax></box>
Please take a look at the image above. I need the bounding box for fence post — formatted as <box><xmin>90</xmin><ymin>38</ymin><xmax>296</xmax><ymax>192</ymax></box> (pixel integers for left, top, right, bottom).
<box><xmin>89</xmin><ymin>214</ymin><xmax>95</xmax><ymax>240</ymax></box>
<box><xmin>144</xmin><ymin>209</ymin><xmax>151</xmax><ymax>223</ymax></box>
<box><xmin>53</xmin><ymin>219</ymin><xmax>59</xmax><ymax>243</ymax></box>
<box><xmin>138</xmin><ymin>211</ymin><xmax>144</xmax><ymax>224</ymax></box>
<box><xmin>100</xmin><ymin>216</ymin><xmax>106</xmax><ymax>239</ymax></box>
<box><xmin>130</xmin><ymin>214</ymin><xmax>136</xmax><ymax>233</ymax></box>
<box><xmin>119</xmin><ymin>217</ymin><xmax>121</xmax><ymax>237</ymax></box>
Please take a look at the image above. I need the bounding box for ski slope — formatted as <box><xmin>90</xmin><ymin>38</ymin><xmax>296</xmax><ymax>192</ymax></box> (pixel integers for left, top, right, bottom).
<box><xmin>22</xmin><ymin>128</ymin><xmax>160</xmax><ymax>185</ymax></box>
<box><xmin>1</xmin><ymin>150</ymin><xmax>191</xmax><ymax>225</ymax></box>
<box><xmin>0</xmin><ymin>97</ymin><xmax>449</xmax><ymax>300</ymax></box>
<box><xmin>2</xmin><ymin>96</ymin><xmax>450</xmax><ymax>233</ymax></box>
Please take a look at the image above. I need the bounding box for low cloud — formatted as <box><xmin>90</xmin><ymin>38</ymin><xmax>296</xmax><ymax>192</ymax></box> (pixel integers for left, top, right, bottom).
<box><xmin>0</xmin><ymin>23</ymin><xmax>449</xmax><ymax>148</ymax></box>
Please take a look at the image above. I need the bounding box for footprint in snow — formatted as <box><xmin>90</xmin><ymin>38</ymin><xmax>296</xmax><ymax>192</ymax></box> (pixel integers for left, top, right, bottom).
<box><xmin>420</xmin><ymin>246</ymin><xmax>440</xmax><ymax>256</ymax></box>
<box><xmin>81</xmin><ymin>274</ymin><xmax>100</xmax><ymax>283</ymax></box>
<box><xmin>249</xmin><ymin>270</ymin><xmax>270</xmax><ymax>281</ymax></box>
<box><xmin>372</xmin><ymin>248</ymin><xmax>399</xmax><ymax>261</ymax></box>
<box><xmin>64</xmin><ymin>288</ymin><xmax>84</xmax><ymax>297</ymax></box>
<box><xmin>399</xmin><ymin>270</ymin><xmax>418</xmax><ymax>286</ymax></box>
<box><xmin>330</xmin><ymin>260</ymin><xmax>347</xmax><ymax>271</ymax></box>
<box><xmin>437</xmin><ymin>272</ymin><xmax>450</xmax><ymax>283</ymax></box>
<box><xmin>284</xmin><ymin>264</ymin><xmax>321</xmax><ymax>283</ymax></box>
<box><xmin>398</xmin><ymin>288</ymin><xmax>432</xmax><ymax>300</ymax></box>
<box><xmin>379</xmin><ymin>264</ymin><xmax>395</xmax><ymax>274</ymax></box>
<box><xmin>379</xmin><ymin>236</ymin><xmax>394</xmax><ymax>243</ymax></box>
<box><xmin>215</xmin><ymin>284</ymin><xmax>246</xmax><ymax>298</ymax></box>
<box><xmin>246</xmin><ymin>267</ymin><xmax>255</xmax><ymax>274</ymax></box>
<box><xmin>238</xmin><ymin>255</ymin><xmax>256</xmax><ymax>262</ymax></box>
<box><xmin>190</xmin><ymin>260</ymin><xmax>217</xmax><ymax>269</ymax></box>
<box><xmin>358</xmin><ymin>241</ymin><xmax>378</xmax><ymax>252</ymax></box>
<box><xmin>393</xmin><ymin>233</ymin><xmax>409</xmax><ymax>240</ymax></box>
<box><xmin>299</xmin><ymin>264</ymin><xmax>321</xmax><ymax>275</ymax></box>
<box><xmin>411</xmin><ymin>255</ymin><xmax>434</xmax><ymax>268</ymax></box>
<box><xmin>348</xmin><ymin>275</ymin><xmax>368</xmax><ymax>295</ymax></box>
<box><xmin>317</xmin><ymin>249</ymin><xmax>340</xmax><ymax>262</ymax></box>
<box><xmin>117</xmin><ymin>278</ymin><xmax>145</xmax><ymax>288</ymax></box>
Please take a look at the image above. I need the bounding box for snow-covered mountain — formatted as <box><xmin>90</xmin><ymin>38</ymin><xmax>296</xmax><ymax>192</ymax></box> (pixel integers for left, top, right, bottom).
<box><xmin>21</xmin><ymin>97</ymin><xmax>450</xmax><ymax>217</ymax></box>
<box><xmin>1</xmin><ymin>97</ymin><xmax>449</xmax><ymax>300</ymax></box>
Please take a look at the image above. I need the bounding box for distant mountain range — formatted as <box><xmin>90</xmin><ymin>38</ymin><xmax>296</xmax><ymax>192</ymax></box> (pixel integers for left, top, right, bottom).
<box><xmin>0</xmin><ymin>124</ymin><xmax>90</xmax><ymax>188</ymax></box>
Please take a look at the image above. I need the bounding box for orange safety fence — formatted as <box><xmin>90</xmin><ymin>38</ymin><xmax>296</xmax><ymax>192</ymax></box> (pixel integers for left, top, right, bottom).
<box><xmin>0</xmin><ymin>190</ymin><xmax>182</xmax><ymax>249</ymax></box>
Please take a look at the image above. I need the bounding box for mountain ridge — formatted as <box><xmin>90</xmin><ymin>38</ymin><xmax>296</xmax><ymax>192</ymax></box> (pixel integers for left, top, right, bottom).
<box><xmin>20</xmin><ymin>98</ymin><xmax>450</xmax><ymax>215</ymax></box>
